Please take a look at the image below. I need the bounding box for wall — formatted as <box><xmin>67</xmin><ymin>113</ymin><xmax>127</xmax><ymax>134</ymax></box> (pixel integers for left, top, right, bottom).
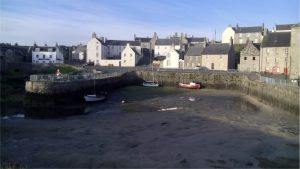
<box><xmin>162</xmin><ymin>50</ymin><xmax>179</xmax><ymax>68</ymax></box>
<box><xmin>290</xmin><ymin>25</ymin><xmax>300</xmax><ymax>79</ymax></box>
<box><xmin>136</xmin><ymin>71</ymin><xmax>299</xmax><ymax>114</ymax></box>
<box><xmin>154</xmin><ymin>45</ymin><xmax>180</xmax><ymax>57</ymax></box>
<box><xmin>201</xmin><ymin>54</ymin><xmax>228</xmax><ymax>70</ymax></box>
<box><xmin>222</xmin><ymin>27</ymin><xmax>235</xmax><ymax>43</ymax></box>
<box><xmin>234</xmin><ymin>32</ymin><xmax>262</xmax><ymax>44</ymax></box>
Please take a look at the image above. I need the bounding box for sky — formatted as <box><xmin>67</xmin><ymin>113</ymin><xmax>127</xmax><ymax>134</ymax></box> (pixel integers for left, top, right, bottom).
<box><xmin>0</xmin><ymin>0</ymin><xmax>299</xmax><ymax>46</ymax></box>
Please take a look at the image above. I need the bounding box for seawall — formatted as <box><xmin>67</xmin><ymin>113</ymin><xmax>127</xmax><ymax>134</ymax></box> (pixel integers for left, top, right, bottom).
<box><xmin>25</xmin><ymin>70</ymin><xmax>299</xmax><ymax>114</ymax></box>
<box><xmin>136</xmin><ymin>71</ymin><xmax>299</xmax><ymax>115</ymax></box>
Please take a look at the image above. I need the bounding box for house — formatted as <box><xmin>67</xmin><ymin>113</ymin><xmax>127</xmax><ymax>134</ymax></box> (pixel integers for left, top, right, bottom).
<box><xmin>222</xmin><ymin>24</ymin><xmax>266</xmax><ymax>44</ymax></box>
<box><xmin>186</xmin><ymin>37</ymin><xmax>207</xmax><ymax>47</ymax></box>
<box><xmin>160</xmin><ymin>47</ymin><xmax>181</xmax><ymax>69</ymax></box>
<box><xmin>32</xmin><ymin>44</ymin><xmax>64</xmax><ymax>64</ymax></box>
<box><xmin>154</xmin><ymin>38</ymin><xmax>181</xmax><ymax>57</ymax></box>
<box><xmin>184</xmin><ymin>45</ymin><xmax>205</xmax><ymax>69</ymax></box>
<box><xmin>201</xmin><ymin>42</ymin><xmax>235</xmax><ymax>71</ymax></box>
<box><xmin>274</xmin><ymin>24</ymin><xmax>295</xmax><ymax>32</ymax></box>
<box><xmin>260</xmin><ymin>32</ymin><xmax>291</xmax><ymax>75</ymax></box>
<box><xmin>238</xmin><ymin>40</ymin><xmax>260</xmax><ymax>72</ymax></box>
<box><xmin>121</xmin><ymin>43</ymin><xmax>141</xmax><ymax>67</ymax></box>
<box><xmin>86</xmin><ymin>33</ymin><xmax>141</xmax><ymax>67</ymax></box>
<box><xmin>71</xmin><ymin>44</ymin><xmax>86</xmax><ymax>61</ymax></box>
<box><xmin>289</xmin><ymin>23</ymin><xmax>299</xmax><ymax>80</ymax></box>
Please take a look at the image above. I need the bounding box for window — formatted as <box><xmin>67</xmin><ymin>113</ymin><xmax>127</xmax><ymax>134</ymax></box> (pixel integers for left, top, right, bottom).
<box><xmin>275</xmin><ymin>48</ymin><xmax>278</xmax><ymax>54</ymax></box>
<box><xmin>253</xmin><ymin>57</ymin><xmax>255</xmax><ymax>60</ymax></box>
<box><xmin>43</xmin><ymin>55</ymin><xmax>45</xmax><ymax>58</ymax></box>
<box><xmin>266</xmin><ymin>57</ymin><xmax>270</xmax><ymax>63</ymax></box>
<box><xmin>285</xmin><ymin>48</ymin><xmax>288</xmax><ymax>54</ymax></box>
<box><xmin>239</xmin><ymin>39</ymin><xmax>243</xmax><ymax>44</ymax></box>
<box><xmin>124</xmin><ymin>54</ymin><xmax>126</xmax><ymax>57</ymax></box>
<box><xmin>124</xmin><ymin>60</ymin><xmax>126</xmax><ymax>63</ymax></box>
<box><xmin>266</xmin><ymin>48</ymin><xmax>270</xmax><ymax>54</ymax></box>
<box><xmin>244</xmin><ymin>57</ymin><xmax>247</xmax><ymax>60</ymax></box>
<box><xmin>239</xmin><ymin>34</ymin><xmax>242</xmax><ymax>38</ymax></box>
<box><xmin>219</xmin><ymin>55</ymin><xmax>222</xmax><ymax>59</ymax></box>
<box><xmin>167</xmin><ymin>60</ymin><xmax>171</xmax><ymax>66</ymax></box>
<box><xmin>36</xmin><ymin>55</ymin><xmax>39</xmax><ymax>58</ymax></box>
<box><xmin>275</xmin><ymin>58</ymin><xmax>279</xmax><ymax>63</ymax></box>
<box><xmin>130</xmin><ymin>54</ymin><xmax>132</xmax><ymax>57</ymax></box>
<box><xmin>50</xmin><ymin>55</ymin><xmax>52</xmax><ymax>58</ymax></box>
<box><xmin>211</xmin><ymin>63</ymin><xmax>214</xmax><ymax>70</ymax></box>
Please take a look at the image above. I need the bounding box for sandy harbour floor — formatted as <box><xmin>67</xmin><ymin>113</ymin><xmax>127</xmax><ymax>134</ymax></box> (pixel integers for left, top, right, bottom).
<box><xmin>1</xmin><ymin>88</ymin><xmax>299</xmax><ymax>168</ymax></box>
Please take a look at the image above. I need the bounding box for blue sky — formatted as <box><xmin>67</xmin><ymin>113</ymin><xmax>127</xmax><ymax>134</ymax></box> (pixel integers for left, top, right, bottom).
<box><xmin>0</xmin><ymin>0</ymin><xmax>299</xmax><ymax>45</ymax></box>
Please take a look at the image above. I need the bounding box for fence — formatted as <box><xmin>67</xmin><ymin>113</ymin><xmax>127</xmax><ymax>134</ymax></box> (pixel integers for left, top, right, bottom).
<box><xmin>259</xmin><ymin>75</ymin><xmax>299</xmax><ymax>87</ymax></box>
<box><xmin>29</xmin><ymin>72</ymin><xmax>124</xmax><ymax>82</ymax></box>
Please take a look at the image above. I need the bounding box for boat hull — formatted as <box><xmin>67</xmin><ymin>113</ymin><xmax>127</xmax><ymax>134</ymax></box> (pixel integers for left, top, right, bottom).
<box><xmin>143</xmin><ymin>81</ymin><xmax>159</xmax><ymax>87</ymax></box>
<box><xmin>179</xmin><ymin>83</ymin><xmax>200</xmax><ymax>89</ymax></box>
<box><xmin>84</xmin><ymin>94</ymin><xmax>106</xmax><ymax>102</ymax></box>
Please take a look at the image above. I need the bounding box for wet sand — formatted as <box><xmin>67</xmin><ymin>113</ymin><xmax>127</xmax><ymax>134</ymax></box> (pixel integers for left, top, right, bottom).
<box><xmin>1</xmin><ymin>88</ymin><xmax>299</xmax><ymax>168</ymax></box>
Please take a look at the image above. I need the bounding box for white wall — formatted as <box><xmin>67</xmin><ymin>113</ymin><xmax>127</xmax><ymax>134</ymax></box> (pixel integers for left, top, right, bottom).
<box><xmin>222</xmin><ymin>27</ymin><xmax>235</xmax><ymax>43</ymax></box>
<box><xmin>32</xmin><ymin>50</ymin><xmax>63</xmax><ymax>64</ymax></box>
<box><xmin>162</xmin><ymin>49</ymin><xmax>180</xmax><ymax>68</ymax></box>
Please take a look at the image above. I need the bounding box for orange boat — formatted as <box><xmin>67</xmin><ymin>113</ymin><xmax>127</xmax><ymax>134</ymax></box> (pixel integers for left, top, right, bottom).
<box><xmin>179</xmin><ymin>82</ymin><xmax>201</xmax><ymax>89</ymax></box>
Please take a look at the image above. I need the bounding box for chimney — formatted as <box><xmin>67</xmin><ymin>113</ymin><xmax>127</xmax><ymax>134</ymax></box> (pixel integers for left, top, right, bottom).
<box><xmin>134</xmin><ymin>34</ymin><xmax>136</xmax><ymax>39</ymax></box>
<box><xmin>126</xmin><ymin>43</ymin><xmax>130</xmax><ymax>47</ymax></box>
<box><xmin>92</xmin><ymin>32</ymin><xmax>97</xmax><ymax>38</ymax></box>
<box><xmin>230</xmin><ymin>37</ymin><xmax>233</xmax><ymax>46</ymax></box>
<box><xmin>236</xmin><ymin>24</ymin><xmax>239</xmax><ymax>30</ymax></box>
<box><xmin>171</xmin><ymin>43</ymin><xmax>175</xmax><ymax>49</ymax></box>
<box><xmin>263</xmin><ymin>28</ymin><xmax>268</xmax><ymax>36</ymax></box>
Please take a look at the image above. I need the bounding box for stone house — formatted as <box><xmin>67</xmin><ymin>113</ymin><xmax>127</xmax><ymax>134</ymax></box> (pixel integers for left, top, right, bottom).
<box><xmin>274</xmin><ymin>24</ymin><xmax>295</xmax><ymax>32</ymax></box>
<box><xmin>222</xmin><ymin>24</ymin><xmax>266</xmax><ymax>44</ymax></box>
<box><xmin>201</xmin><ymin>43</ymin><xmax>235</xmax><ymax>71</ymax></box>
<box><xmin>289</xmin><ymin>23</ymin><xmax>299</xmax><ymax>80</ymax></box>
<box><xmin>121</xmin><ymin>43</ymin><xmax>141</xmax><ymax>67</ymax></box>
<box><xmin>260</xmin><ymin>32</ymin><xmax>291</xmax><ymax>75</ymax></box>
<box><xmin>184</xmin><ymin>45</ymin><xmax>205</xmax><ymax>69</ymax></box>
<box><xmin>32</xmin><ymin>44</ymin><xmax>64</xmax><ymax>64</ymax></box>
<box><xmin>238</xmin><ymin>41</ymin><xmax>260</xmax><ymax>72</ymax></box>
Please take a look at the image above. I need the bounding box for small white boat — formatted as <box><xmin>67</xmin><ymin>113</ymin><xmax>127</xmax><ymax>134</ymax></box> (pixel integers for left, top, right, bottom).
<box><xmin>143</xmin><ymin>81</ymin><xmax>159</xmax><ymax>87</ymax></box>
<box><xmin>84</xmin><ymin>94</ymin><xmax>106</xmax><ymax>102</ymax></box>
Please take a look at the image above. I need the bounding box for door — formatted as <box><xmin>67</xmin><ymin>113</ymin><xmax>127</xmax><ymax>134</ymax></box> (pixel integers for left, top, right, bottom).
<box><xmin>211</xmin><ymin>63</ymin><xmax>214</xmax><ymax>70</ymax></box>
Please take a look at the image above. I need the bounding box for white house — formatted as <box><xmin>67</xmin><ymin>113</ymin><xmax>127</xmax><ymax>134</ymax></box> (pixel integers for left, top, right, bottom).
<box><xmin>222</xmin><ymin>26</ymin><xmax>236</xmax><ymax>44</ymax></box>
<box><xmin>86</xmin><ymin>32</ymin><xmax>141</xmax><ymax>66</ymax></box>
<box><xmin>32</xmin><ymin>44</ymin><xmax>64</xmax><ymax>64</ymax></box>
<box><xmin>121</xmin><ymin>43</ymin><xmax>141</xmax><ymax>67</ymax></box>
<box><xmin>154</xmin><ymin>38</ymin><xmax>180</xmax><ymax>57</ymax></box>
<box><xmin>161</xmin><ymin>48</ymin><xmax>181</xmax><ymax>68</ymax></box>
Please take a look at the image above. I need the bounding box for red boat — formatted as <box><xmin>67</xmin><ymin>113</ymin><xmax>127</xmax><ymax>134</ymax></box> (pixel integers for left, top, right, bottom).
<box><xmin>179</xmin><ymin>82</ymin><xmax>201</xmax><ymax>89</ymax></box>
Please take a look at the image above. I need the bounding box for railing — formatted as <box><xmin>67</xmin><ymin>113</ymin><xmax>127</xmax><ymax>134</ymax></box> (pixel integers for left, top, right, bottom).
<box><xmin>259</xmin><ymin>75</ymin><xmax>299</xmax><ymax>87</ymax></box>
<box><xmin>29</xmin><ymin>72</ymin><xmax>124</xmax><ymax>82</ymax></box>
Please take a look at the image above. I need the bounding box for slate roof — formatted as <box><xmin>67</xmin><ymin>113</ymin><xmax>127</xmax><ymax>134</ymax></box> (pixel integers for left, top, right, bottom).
<box><xmin>233</xmin><ymin>26</ymin><xmax>263</xmax><ymax>33</ymax></box>
<box><xmin>156</xmin><ymin>38</ymin><xmax>180</xmax><ymax>45</ymax></box>
<box><xmin>186</xmin><ymin>37</ymin><xmax>206</xmax><ymax>43</ymax></box>
<box><xmin>202</xmin><ymin>43</ymin><xmax>231</xmax><ymax>55</ymax></box>
<box><xmin>261</xmin><ymin>32</ymin><xmax>291</xmax><ymax>47</ymax></box>
<box><xmin>105</xmin><ymin>40</ymin><xmax>140</xmax><ymax>46</ymax></box>
<box><xmin>135</xmin><ymin>37</ymin><xmax>151</xmax><ymax>42</ymax></box>
<box><xmin>131</xmin><ymin>47</ymin><xmax>140</xmax><ymax>55</ymax></box>
<box><xmin>276</xmin><ymin>24</ymin><xmax>294</xmax><ymax>31</ymax></box>
<box><xmin>34</xmin><ymin>46</ymin><xmax>57</xmax><ymax>52</ymax></box>
<box><xmin>185</xmin><ymin>45</ymin><xmax>205</xmax><ymax>56</ymax></box>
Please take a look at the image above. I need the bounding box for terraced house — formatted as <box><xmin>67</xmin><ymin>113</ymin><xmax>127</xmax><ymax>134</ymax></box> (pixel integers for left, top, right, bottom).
<box><xmin>238</xmin><ymin>40</ymin><xmax>260</xmax><ymax>72</ymax></box>
<box><xmin>260</xmin><ymin>32</ymin><xmax>291</xmax><ymax>75</ymax></box>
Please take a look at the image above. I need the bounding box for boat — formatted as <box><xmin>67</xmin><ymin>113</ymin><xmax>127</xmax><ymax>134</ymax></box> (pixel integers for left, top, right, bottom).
<box><xmin>84</xmin><ymin>78</ymin><xmax>106</xmax><ymax>102</ymax></box>
<box><xmin>179</xmin><ymin>82</ymin><xmax>201</xmax><ymax>89</ymax></box>
<box><xmin>84</xmin><ymin>94</ymin><xmax>106</xmax><ymax>102</ymax></box>
<box><xmin>143</xmin><ymin>81</ymin><xmax>159</xmax><ymax>87</ymax></box>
